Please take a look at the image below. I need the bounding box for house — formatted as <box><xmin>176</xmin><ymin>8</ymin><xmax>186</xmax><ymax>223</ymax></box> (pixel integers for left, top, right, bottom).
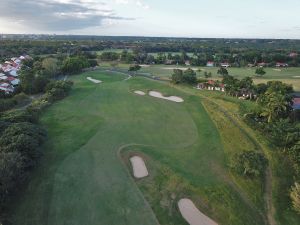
<box><xmin>165</xmin><ymin>59</ymin><xmax>174</xmax><ymax>65</ymax></box>
<box><xmin>289</xmin><ymin>52</ymin><xmax>298</xmax><ymax>58</ymax></box>
<box><xmin>185</xmin><ymin>60</ymin><xmax>191</xmax><ymax>66</ymax></box>
<box><xmin>257</xmin><ymin>62</ymin><xmax>267</xmax><ymax>67</ymax></box>
<box><xmin>220</xmin><ymin>62</ymin><xmax>230</xmax><ymax>68</ymax></box>
<box><xmin>206</xmin><ymin>61</ymin><xmax>215</xmax><ymax>67</ymax></box>
<box><xmin>0</xmin><ymin>82</ymin><xmax>14</xmax><ymax>94</ymax></box>
<box><xmin>276</xmin><ymin>62</ymin><xmax>288</xmax><ymax>68</ymax></box>
<box><xmin>196</xmin><ymin>80</ymin><xmax>225</xmax><ymax>92</ymax></box>
<box><xmin>7</xmin><ymin>76</ymin><xmax>20</xmax><ymax>86</ymax></box>
<box><xmin>293</xmin><ymin>98</ymin><xmax>300</xmax><ymax>110</ymax></box>
<box><xmin>9</xmin><ymin>70</ymin><xmax>18</xmax><ymax>77</ymax></box>
<box><xmin>0</xmin><ymin>75</ymin><xmax>8</xmax><ymax>81</ymax></box>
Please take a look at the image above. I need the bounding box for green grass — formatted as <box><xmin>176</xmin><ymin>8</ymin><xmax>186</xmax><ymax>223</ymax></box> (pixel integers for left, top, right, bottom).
<box><xmin>189</xmin><ymin>88</ymin><xmax>300</xmax><ymax>225</ymax></box>
<box><xmin>7</xmin><ymin>71</ymin><xmax>268</xmax><ymax>225</ymax></box>
<box><xmin>98</xmin><ymin>63</ymin><xmax>300</xmax><ymax>91</ymax></box>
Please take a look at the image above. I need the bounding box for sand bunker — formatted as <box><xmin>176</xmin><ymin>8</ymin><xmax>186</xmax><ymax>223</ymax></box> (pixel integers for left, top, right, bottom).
<box><xmin>134</xmin><ymin>90</ymin><xmax>146</xmax><ymax>96</ymax></box>
<box><xmin>139</xmin><ymin>64</ymin><xmax>150</xmax><ymax>68</ymax></box>
<box><xmin>149</xmin><ymin>91</ymin><xmax>184</xmax><ymax>103</ymax></box>
<box><xmin>273</xmin><ymin>69</ymin><xmax>282</xmax><ymax>72</ymax></box>
<box><xmin>87</xmin><ymin>77</ymin><xmax>102</xmax><ymax>84</ymax></box>
<box><xmin>293</xmin><ymin>76</ymin><xmax>300</xmax><ymax>78</ymax></box>
<box><xmin>130</xmin><ymin>156</ymin><xmax>149</xmax><ymax>179</ymax></box>
<box><xmin>178</xmin><ymin>199</ymin><xmax>218</xmax><ymax>225</ymax></box>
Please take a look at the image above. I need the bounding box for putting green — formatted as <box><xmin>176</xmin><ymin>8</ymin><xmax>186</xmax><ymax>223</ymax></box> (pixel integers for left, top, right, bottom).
<box><xmin>7</xmin><ymin>71</ymin><xmax>265</xmax><ymax>225</ymax></box>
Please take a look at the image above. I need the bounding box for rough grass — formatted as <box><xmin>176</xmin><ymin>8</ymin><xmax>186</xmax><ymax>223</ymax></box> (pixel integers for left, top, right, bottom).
<box><xmin>7</xmin><ymin>71</ymin><xmax>266</xmax><ymax>225</ymax></box>
<box><xmin>194</xmin><ymin>89</ymin><xmax>300</xmax><ymax>225</ymax></box>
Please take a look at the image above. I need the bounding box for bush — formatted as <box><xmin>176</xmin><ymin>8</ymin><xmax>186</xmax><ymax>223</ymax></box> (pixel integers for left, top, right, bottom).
<box><xmin>0</xmin><ymin>152</ymin><xmax>25</xmax><ymax>204</ymax></box>
<box><xmin>0</xmin><ymin>110</ymin><xmax>38</xmax><ymax>123</ymax></box>
<box><xmin>290</xmin><ymin>182</ymin><xmax>300</xmax><ymax>214</ymax></box>
<box><xmin>231</xmin><ymin>150</ymin><xmax>268</xmax><ymax>177</ymax></box>
<box><xmin>0</xmin><ymin>99</ymin><xmax>15</xmax><ymax>112</ymax></box>
<box><xmin>12</xmin><ymin>93</ymin><xmax>30</xmax><ymax>105</ymax></box>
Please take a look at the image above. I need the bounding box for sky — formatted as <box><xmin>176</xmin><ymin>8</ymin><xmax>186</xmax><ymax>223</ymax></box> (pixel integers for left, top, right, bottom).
<box><xmin>0</xmin><ymin>0</ymin><xmax>300</xmax><ymax>39</ymax></box>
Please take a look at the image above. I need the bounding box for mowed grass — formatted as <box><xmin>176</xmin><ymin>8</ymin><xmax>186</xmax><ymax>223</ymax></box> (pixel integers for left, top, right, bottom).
<box><xmin>7</xmin><ymin>71</ymin><xmax>265</xmax><ymax>225</ymax></box>
<box><xmin>98</xmin><ymin>62</ymin><xmax>300</xmax><ymax>91</ymax></box>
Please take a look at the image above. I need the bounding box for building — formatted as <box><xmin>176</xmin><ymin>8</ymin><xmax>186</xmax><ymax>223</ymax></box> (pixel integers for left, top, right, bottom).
<box><xmin>293</xmin><ymin>98</ymin><xmax>300</xmax><ymax>110</ymax></box>
<box><xmin>289</xmin><ymin>52</ymin><xmax>298</xmax><ymax>58</ymax></box>
<box><xmin>197</xmin><ymin>80</ymin><xmax>225</xmax><ymax>92</ymax></box>
<box><xmin>276</xmin><ymin>62</ymin><xmax>289</xmax><ymax>68</ymax></box>
<box><xmin>0</xmin><ymin>82</ymin><xmax>14</xmax><ymax>94</ymax></box>
<box><xmin>220</xmin><ymin>62</ymin><xmax>230</xmax><ymax>68</ymax></box>
<box><xmin>206</xmin><ymin>61</ymin><xmax>215</xmax><ymax>67</ymax></box>
<box><xmin>257</xmin><ymin>62</ymin><xmax>267</xmax><ymax>67</ymax></box>
<box><xmin>185</xmin><ymin>60</ymin><xmax>191</xmax><ymax>66</ymax></box>
<box><xmin>7</xmin><ymin>76</ymin><xmax>20</xmax><ymax>86</ymax></box>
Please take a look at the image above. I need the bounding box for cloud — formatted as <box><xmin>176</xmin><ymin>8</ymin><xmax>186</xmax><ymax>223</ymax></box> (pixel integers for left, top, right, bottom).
<box><xmin>0</xmin><ymin>0</ymin><xmax>133</xmax><ymax>31</ymax></box>
<box><xmin>114</xmin><ymin>0</ymin><xmax>149</xmax><ymax>9</ymax></box>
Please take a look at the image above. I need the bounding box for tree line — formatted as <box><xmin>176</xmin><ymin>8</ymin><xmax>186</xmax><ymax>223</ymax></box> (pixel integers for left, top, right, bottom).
<box><xmin>0</xmin><ymin>58</ymin><xmax>74</xmax><ymax>222</ymax></box>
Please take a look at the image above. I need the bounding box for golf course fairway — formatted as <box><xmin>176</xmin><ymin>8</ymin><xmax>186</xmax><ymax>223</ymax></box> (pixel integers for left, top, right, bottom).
<box><xmin>6</xmin><ymin>71</ymin><xmax>266</xmax><ymax>225</ymax></box>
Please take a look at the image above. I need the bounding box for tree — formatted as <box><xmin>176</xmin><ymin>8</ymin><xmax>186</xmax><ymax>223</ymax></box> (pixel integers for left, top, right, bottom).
<box><xmin>171</xmin><ymin>69</ymin><xmax>183</xmax><ymax>84</ymax></box>
<box><xmin>255</xmin><ymin>67</ymin><xmax>266</xmax><ymax>76</ymax></box>
<box><xmin>19</xmin><ymin>67</ymin><xmax>36</xmax><ymax>94</ymax></box>
<box><xmin>183</xmin><ymin>68</ymin><xmax>197</xmax><ymax>84</ymax></box>
<box><xmin>217</xmin><ymin>67</ymin><xmax>228</xmax><ymax>76</ymax></box>
<box><xmin>258</xmin><ymin>84</ymin><xmax>293</xmax><ymax>123</ymax></box>
<box><xmin>204</xmin><ymin>71</ymin><xmax>212</xmax><ymax>78</ymax></box>
<box><xmin>88</xmin><ymin>59</ymin><xmax>98</xmax><ymax>67</ymax></box>
<box><xmin>0</xmin><ymin>152</ymin><xmax>25</xmax><ymax>204</ymax></box>
<box><xmin>128</xmin><ymin>64</ymin><xmax>141</xmax><ymax>72</ymax></box>
<box><xmin>42</xmin><ymin>58</ymin><xmax>59</xmax><ymax>78</ymax></box>
<box><xmin>222</xmin><ymin>75</ymin><xmax>240</xmax><ymax>96</ymax></box>
<box><xmin>232</xmin><ymin>151</ymin><xmax>268</xmax><ymax>177</ymax></box>
<box><xmin>62</xmin><ymin>56</ymin><xmax>89</xmax><ymax>74</ymax></box>
<box><xmin>291</xmin><ymin>182</ymin><xmax>300</xmax><ymax>214</ymax></box>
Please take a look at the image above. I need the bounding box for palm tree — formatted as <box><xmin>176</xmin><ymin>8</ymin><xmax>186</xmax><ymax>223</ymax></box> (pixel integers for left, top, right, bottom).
<box><xmin>260</xmin><ymin>92</ymin><xmax>291</xmax><ymax>123</ymax></box>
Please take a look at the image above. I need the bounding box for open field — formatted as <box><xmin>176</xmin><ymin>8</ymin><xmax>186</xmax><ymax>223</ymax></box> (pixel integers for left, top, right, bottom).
<box><xmin>5</xmin><ymin>70</ymin><xmax>272</xmax><ymax>225</ymax></box>
<box><xmin>99</xmin><ymin>62</ymin><xmax>300</xmax><ymax>91</ymax></box>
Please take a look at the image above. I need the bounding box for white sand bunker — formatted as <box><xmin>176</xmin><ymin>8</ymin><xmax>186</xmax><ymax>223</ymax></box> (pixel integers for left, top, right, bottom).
<box><xmin>130</xmin><ymin>156</ymin><xmax>149</xmax><ymax>179</ymax></box>
<box><xmin>178</xmin><ymin>199</ymin><xmax>218</xmax><ymax>225</ymax></box>
<box><xmin>149</xmin><ymin>91</ymin><xmax>184</xmax><ymax>103</ymax></box>
<box><xmin>139</xmin><ymin>64</ymin><xmax>150</xmax><ymax>68</ymax></box>
<box><xmin>87</xmin><ymin>77</ymin><xmax>102</xmax><ymax>84</ymax></box>
<box><xmin>293</xmin><ymin>76</ymin><xmax>300</xmax><ymax>78</ymax></box>
<box><xmin>134</xmin><ymin>90</ymin><xmax>146</xmax><ymax>96</ymax></box>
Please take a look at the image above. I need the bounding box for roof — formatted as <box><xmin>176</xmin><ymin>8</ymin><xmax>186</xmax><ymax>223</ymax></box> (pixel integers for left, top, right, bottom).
<box><xmin>0</xmin><ymin>75</ymin><xmax>8</xmax><ymax>80</ymax></box>
<box><xmin>208</xmin><ymin>80</ymin><xmax>215</xmax><ymax>85</ymax></box>
<box><xmin>293</xmin><ymin>98</ymin><xmax>300</xmax><ymax>109</ymax></box>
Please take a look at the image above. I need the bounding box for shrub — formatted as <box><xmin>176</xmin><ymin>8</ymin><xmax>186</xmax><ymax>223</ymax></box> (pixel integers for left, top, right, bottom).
<box><xmin>290</xmin><ymin>182</ymin><xmax>300</xmax><ymax>214</ymax></box>
<box><xmin>0</xmin><ymin>99</ymin><xmax>15</xmax><ymax>112</ymax></box>
<box><xmin>231</xmin><ymin>150</ymin><xmax>268</xmax><ymax>177</ymax></box>
<box><xmin>0</xmin><ymin>110</ymin><xmax>38</xmax><ymax>123</ymax></box>
<box><xmin>12</xmin><ymin>93</ymin><xmax>30</xmax><ymax>105</ymax></box>
<box><xmin>0</xmin><ymin>152</ymin><xmax>25</xmax><ymax>204</ymax></box>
